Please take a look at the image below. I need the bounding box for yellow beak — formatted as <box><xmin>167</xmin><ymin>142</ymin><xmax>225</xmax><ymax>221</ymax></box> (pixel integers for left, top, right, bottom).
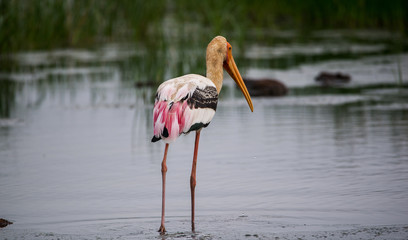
<box><xmin>223</xmin><ymin>43</ymin><xmax>254</xmax><ymax>112</ymax></box>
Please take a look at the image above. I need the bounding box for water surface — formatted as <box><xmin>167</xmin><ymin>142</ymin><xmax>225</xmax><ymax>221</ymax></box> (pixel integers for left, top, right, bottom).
<box><xmin>1</xmin><ymin>31</ymin><xmax>408</xmax><ymax>239</ymax></box>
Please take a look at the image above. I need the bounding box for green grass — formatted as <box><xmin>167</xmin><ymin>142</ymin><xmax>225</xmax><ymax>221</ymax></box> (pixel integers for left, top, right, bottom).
<box><xmin>0</xmin><ymin>0</ymin><xmax>407</xmax><ymax>53</ymax></box>
<box><xmin>0</xmin><ymin>0</ymin><xmax>166</xmax><ymax>52</ymax></box>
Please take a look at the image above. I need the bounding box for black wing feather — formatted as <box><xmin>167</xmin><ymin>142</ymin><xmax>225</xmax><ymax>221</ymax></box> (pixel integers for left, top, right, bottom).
<box><xmin>187</xmin><ymin>86</ymin><xmax>218</xmax><ymax>111</ymax></box>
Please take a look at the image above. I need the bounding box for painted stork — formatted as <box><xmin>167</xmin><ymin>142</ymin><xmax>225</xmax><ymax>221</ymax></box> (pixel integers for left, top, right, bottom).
<box><xmin>152</xmin><ymin>36</ymin><xmax>253</xmax><ymax>233</ymax></box>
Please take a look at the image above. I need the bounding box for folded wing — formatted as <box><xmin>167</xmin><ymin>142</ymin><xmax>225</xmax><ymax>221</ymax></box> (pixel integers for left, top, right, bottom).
<box><xmin>152</xmin><ymin>74</ymin><xmax>218</xmax><ymax>143</ymax></box>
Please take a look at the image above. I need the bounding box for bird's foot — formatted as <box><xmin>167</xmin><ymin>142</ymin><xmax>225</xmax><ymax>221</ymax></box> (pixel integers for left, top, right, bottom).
<box><xmin>158</xmin><ymin>225</ymin><xmax>166</xmax><ymax>234</ymax></box>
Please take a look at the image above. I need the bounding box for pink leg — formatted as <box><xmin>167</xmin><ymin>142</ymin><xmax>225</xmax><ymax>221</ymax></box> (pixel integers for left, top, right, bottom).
<box><xmin>158</xmin><ymin>143</ymin><xmax>169</xmax><ymax>233</ymax></box>
<box><xmin>190</xmin><ymin>130</ymin><xmax>201</xmax><ymax>232</ymax></box>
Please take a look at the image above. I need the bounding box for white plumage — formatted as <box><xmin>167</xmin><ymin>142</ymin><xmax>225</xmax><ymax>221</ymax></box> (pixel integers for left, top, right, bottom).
<box><xmin>152</xmin><ymin>74</ymin><xmax>218</xmax><ymax>143</ymax></box>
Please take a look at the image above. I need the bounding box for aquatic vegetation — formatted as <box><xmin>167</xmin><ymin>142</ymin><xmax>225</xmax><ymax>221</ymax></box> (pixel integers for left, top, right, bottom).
<box><xmin>1</xmin><ymin>0</ymin><xmax>407</xmax><ymax>53</ymax></box>
<box><xmin>0</xmin><ymin>0</ymin><xmax>407</xmax><ymax>115</ymax></box>
<box><xmin>0</xmin><ymin>0</ymin><xmax>166</xmax><ymax>52</ymax></box>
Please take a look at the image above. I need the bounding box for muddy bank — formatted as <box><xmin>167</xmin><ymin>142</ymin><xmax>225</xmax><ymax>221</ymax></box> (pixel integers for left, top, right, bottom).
<box><xmin>2</xmin><ymin>216</ymin><xmax>408</xmax><ymax>240</ymax></box>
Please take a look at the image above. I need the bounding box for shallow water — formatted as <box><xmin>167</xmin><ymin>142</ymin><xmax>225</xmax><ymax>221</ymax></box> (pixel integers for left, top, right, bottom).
<box><xmin>1</xmin><ymin>32</ymin><xmax>408</xmax><ymax>239</ymax></box>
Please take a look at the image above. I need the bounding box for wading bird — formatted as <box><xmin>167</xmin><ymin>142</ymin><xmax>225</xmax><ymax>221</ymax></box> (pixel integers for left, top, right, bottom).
<box><xmin>152</xmin><ymin>36</ymin><xmax>253</xmax><ymax>233</ymax></box>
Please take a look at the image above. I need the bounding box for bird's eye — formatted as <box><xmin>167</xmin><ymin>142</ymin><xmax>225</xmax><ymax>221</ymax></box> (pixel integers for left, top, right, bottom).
<box><xmin>229</xmin><ymin>46</ymin><xmax>232</xmax><ymax>50</ymax></box>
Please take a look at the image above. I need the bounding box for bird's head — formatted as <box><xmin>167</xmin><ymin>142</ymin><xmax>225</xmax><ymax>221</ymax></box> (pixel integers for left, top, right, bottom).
<box><xmin>207</xmin><ymin>36</ymin><xmax>253</xmax><ymax>112</ymax></box>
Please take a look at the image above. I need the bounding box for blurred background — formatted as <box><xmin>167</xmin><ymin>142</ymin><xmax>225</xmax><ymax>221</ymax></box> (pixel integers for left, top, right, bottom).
<box><xmin>1</xmin><ymin>0</ymin><xmax>408</xmax><ymax>239</ymax></box>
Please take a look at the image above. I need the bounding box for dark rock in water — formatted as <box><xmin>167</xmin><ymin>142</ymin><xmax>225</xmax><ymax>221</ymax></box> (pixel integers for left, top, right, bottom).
<box><xmin>242</xmin><ymin>78</ymin><xmax>288</xmax><ymax>97</ymax></box>
<box><xmin>315</xmin><ymin>71</ymin><xmax>351</xmax><ymax>87</ymax></box>
<box><xmin>0</xmin><ymin>218</ymin><xmax>13</xmax><ymax>228</ymax></box>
